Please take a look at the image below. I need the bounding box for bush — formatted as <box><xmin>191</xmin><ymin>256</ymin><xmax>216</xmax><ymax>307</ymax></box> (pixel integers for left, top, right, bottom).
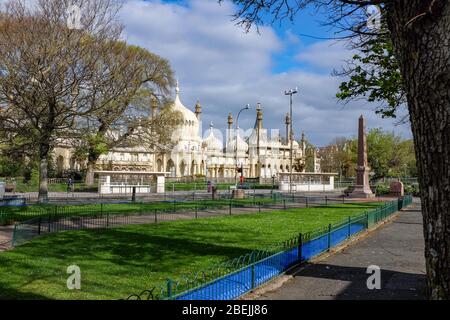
<box><xmin>375</xmin><ymin>183</ymin><xmax>390</xmax><ymax>195</ymax></box>
<box><xmin>375</xmin><ymin>182</ymin><xmax>420</xmax><ymax>197</ymax></box>
<box><xmin>405</xmin><ymin>183</ymin><xmax>420</xmax><ymax>196</ymax></box>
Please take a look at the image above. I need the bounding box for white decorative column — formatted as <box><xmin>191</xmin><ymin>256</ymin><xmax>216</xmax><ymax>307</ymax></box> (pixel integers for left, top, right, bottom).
<box><xmin>157</xmin><ymin>175</ymin><xmax>165</xmax><ymax>194</ymax></box>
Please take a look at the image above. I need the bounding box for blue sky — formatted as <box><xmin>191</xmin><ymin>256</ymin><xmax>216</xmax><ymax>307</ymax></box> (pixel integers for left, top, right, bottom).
<box><xmin>120</xmin><ymin>0</ymin><xmax>411</xmax><ymax>146</ymax></box>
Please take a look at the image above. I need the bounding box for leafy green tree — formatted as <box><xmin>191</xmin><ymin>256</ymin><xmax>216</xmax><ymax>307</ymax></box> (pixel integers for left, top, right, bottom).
<box><xmin>318</xmin><ymin>137</ymin><xmax>356</xmax><ymax>179</ymax></box>
<box><xmin>304</xmin><ymin>146</ymin><xmax>315</xmax><ymax>173</ymax></box>
<box><xmin>336</xmin><ymin>33</ymin><xmax>406</xmax><ymax>119</ymax></box>
<box><xmin>366</xmin><ymin>128</ymin><xmax>396</xmax><ymax>179</ymax></box>
<box><xmin>366</xmin><ymin>128</ymin><xmax>417</xmax><ymax>179</ymax></box>
<box><xmin>321</xmin><ymin>129</ymin><xmax>417</xmax><ymax>180</ymax></box>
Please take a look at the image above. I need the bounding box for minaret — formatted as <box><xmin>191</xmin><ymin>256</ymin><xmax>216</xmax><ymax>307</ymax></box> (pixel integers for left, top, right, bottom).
<box><xmin>195</xmin><ymin>100</ymin><xmax>202</xmax><ymax>121</ymax></box>
<box><xmin>175</xmin><ymin>80</ymin><xmax>180</xmax><ymax>96</ymax></box>
<box><xmin>227</xmin><ymin>113</ymin><xmax>233</xmax><ymax>148</ymax></box>
<box><xmin>350</xmin><ymin>115</ymin><xmax>375</xmax><ymax>198</ymax></box>
<box><xmin>256</xmin><ymin>104</ymin><xmax>263</xmax><ymax>130</ymax></box>
<box><xmin>151</xmin><ymin>95</ymin><xmax>158</xmax><ymax>118</ymax></box>
<box><xmin>285</xmin><ymin>113</ymin><xmax>291</xmax><ymax>144</ymax></box>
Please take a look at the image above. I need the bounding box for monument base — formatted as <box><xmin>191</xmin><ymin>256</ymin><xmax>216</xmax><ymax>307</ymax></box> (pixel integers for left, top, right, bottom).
<box><xmin>349</xmin><ymin>186</ymin><xmax>375</xmax><ymax>198</ymax></box>
<box><xmin>232</xmin><ymin>189</ymin><xmax>246</xmax><ymax>199</ymax></box>
<box><xmin>389</xmin><ymin>181</ymin><xmax>404</xmax><ymax>197</ymax></box>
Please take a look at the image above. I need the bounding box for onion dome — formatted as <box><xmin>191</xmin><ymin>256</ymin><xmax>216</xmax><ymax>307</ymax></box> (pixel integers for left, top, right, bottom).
<box><xmin>172</xmin><ymin>82</ymin><xmax>199</xmax><ymax>124</ymax></box>
<box><xmin>171</xmin><ymin>81</ymin><xmax>201</xmax><ymax>143</ymax></box>
<box><xmin>203</xmin><ymin>122</ymin><xmax>223</xmax><ymax>153</ymax></box>
<box><xmin>228</xmin><ymin>131</ymin><xmax>249</xmax><ymax>153</ymax></box>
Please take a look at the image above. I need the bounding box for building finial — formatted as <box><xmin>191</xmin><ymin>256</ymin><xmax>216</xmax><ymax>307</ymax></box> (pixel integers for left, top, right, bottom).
<box><xmin>256</xmin><ymin>104</ymin><xmax>263</xmax><ymax>130</ymax></box>
<box><xmin>195</xmin><ymin>100</ymin><xmax>202</xmax><ymax>120</ymax></box>
<box><xmin>210</xmin><ymin>121</ymin><xmax>214</xmax><ymax>129</ymax></box>
<box><xmin>228</xmin><ymin>113</ymin><xmax>233</xmax><ymax>126</ymax></box>
<box><xmin>175</xmin><ymin>79</ymin><xmax>180</xmax><ymax>95</ymax></box>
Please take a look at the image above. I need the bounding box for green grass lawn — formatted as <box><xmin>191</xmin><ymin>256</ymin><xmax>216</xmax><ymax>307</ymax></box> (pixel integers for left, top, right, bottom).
<box><xmin>6</xmin><ymin>181</ymin><xmax>98</xmax><ymax>193</ymax></box>
<box><xmin>0</xmin><ymin>202</ymin><xmax>382</xmax><ymax>300</ymax></box>
<box><xmin>0</xmin><ymin>198</ymin><xmax>278</xmax><ymax>225</ymax></box>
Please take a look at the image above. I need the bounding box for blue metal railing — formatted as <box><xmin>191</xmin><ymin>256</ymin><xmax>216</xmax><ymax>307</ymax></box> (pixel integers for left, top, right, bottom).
<box><xmin>160</xmin><ymin>195</ymin><xmax>412</xmax><ymax>301</ymax></box>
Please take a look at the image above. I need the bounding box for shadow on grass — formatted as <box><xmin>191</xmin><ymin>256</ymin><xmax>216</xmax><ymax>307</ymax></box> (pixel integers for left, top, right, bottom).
<box><xmin>0</xmin><ymin>287</ymin><xmax>51</xmax><ymax>300</ymax></box>
<box><xmin>6</xmin><ymin>224</ymin><xmax>259</xmax><ymax>269</ymax></box>
<box><xmin>310</xmin><ymin>202</ymin><xmax>384</xmax><ymax>210</ymax></box>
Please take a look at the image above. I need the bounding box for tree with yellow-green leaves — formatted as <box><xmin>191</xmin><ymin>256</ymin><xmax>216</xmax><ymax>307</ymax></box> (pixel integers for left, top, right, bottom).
<box><xmin>320</xmin><ymin>130</ymin><xmax>416</xmax><ymax>180</ymax></box>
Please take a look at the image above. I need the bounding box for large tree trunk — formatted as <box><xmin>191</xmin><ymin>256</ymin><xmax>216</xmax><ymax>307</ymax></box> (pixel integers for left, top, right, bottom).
<box><xmin>387</xmin><ymin>1</ymin><xmax>450</xmax><ymax>299</ymax></box>
<box><xmin>38</xmin><ymin>143</ymin><xmax>50</xmax><ymax>203</ymax></box>
<box><xmin>85</xmin><ymin>159</ymin><xmax>96</xmax><ymax>186</ymax></box>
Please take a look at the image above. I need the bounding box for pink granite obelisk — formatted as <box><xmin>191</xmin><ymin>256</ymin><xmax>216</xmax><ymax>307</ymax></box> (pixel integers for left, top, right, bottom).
<box><xmin>350</xmin><ymin>115</ymin><xmax>375</xmax><ymax>198</ymax></box>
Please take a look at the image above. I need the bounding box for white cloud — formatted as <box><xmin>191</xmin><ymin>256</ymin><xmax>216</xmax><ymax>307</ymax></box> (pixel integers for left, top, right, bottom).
<box><xmin>119</xmin><ymin>0</ymin><xmax>411</xmax><ymax>146</ymax></box>
<box><xmin>285</xmin><ymin>29</ymin><xmax>301</xmax><ymax>44</ymax></box>
<box><xmin>0</xmin><ymin>0</ymin><xmax>410</xmax><ymax>145</ymax></box>
<box><xmin>295</xmin><ymin>39</ymin><xmax>355</xmax><ymax>70</ymax></box>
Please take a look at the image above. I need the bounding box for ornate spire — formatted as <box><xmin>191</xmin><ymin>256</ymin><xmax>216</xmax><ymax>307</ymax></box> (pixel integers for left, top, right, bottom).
<box><xmin>228</xmin><ymin>113</ymin><xmax>233</xmax><ymax>126</ymax></box>
<box><xmin>210</xmin><ymin>121</ymin><xmax>214</xmax><ymax>129</ymax></box>
<box><xmin>227</xmin><ymin>114</ymin><xmax>233</xmax><ymax>147</ymax></box>
<box><xmin>256</xmin><ymin>104</ymin><xmax>263</xmax><ymax>130</ymax></box>
<box><xmin>195</xmin><ymin>100</ymin><xmax>202</xmax><ymax>120</ymax></box>
<box><xmin>286</xmin><ymin>113</ymin><xmax>291</xmax><ymax>144</ymax></box>
<box><xmin>175</xmin><ymin>79</ymin><xmax>180</xmax><ymax>96</ymax></box>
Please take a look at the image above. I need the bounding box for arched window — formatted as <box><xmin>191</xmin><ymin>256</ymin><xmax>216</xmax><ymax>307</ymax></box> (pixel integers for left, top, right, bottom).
<box><xmin>157</xmin><ymin>159</ymin><xmax>163</xmax><ymax>172</ymax></box>
<box><xmin>167</xmin><ymin>159</ymin><xmax>175</xmax><ymax>177</ymax></box>
<box><xmin>180</xmin><ymin>161</ymin><xmax>186</xmax><ymax>176</ymax></box>
<box><xmin>56</xmin><ymin>155</ymin><xmax>65</xmax><ymax>176</ymax></box>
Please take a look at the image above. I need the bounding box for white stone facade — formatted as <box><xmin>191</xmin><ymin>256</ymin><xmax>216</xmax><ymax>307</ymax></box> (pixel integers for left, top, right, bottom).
<box><xmin>54</xmin><ymin>83</ymin><xmax>312</xmax><ymax>181</ymax></box>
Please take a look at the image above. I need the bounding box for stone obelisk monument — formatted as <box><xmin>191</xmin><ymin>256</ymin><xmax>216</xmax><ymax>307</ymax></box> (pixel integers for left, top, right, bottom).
<box><xmin>350</xmin><ymin>115</ymin><xmax>375</xmax><ymax>198</ymax></box>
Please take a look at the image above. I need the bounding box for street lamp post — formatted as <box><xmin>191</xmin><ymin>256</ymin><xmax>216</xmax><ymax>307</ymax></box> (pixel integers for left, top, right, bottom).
<box><xmin>256</xmin><ymin>103</ymin><xmax>261</xmax><ymax>180</ymax></box>
<box><xmin>235</xmin><ymin>104</ymin><xmax>251</xmax><ymax>186</ymax></box>
<box><xmin>285</xmin><ymin>88</ymin><xmax>298</xmax><ymax>194</ymax></box>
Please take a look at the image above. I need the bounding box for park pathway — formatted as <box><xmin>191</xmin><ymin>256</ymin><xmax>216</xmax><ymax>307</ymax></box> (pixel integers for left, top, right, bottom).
<box><xmin>0</xmin><ymin>225</ymin><xmax>13</xmax><ymax>251</ymax></box>
<box><xmin>249</xmin><ymin>198</ymin><xmax>426</xmax><ymax>300</ymax></box>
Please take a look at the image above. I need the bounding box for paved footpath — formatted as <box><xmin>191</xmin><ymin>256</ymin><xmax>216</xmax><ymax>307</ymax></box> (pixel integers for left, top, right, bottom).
<box><xmin>251</xmin><ymin>199</ymin><xmax>426</xmax><ymax>300</ymax></box>
<box><xmin>0</xmin><ymin>225</ymin><xmax>14</xmax><ymax>251</ymax></box>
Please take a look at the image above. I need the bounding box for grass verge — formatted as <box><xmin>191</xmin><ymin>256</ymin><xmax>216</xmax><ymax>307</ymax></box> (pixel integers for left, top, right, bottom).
<box><xmin>0</xmin><ymin>202</ymin><xmax>382</xmax><ymax>300</ymax></box>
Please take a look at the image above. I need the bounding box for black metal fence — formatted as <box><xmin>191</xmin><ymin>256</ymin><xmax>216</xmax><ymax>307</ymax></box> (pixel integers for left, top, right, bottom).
<box><xmin>0</xmin><ymin>186</ymin><xmax>278</xmax><ymax>206</ymax></box>
<box><xmin>10</xmin><ymin>194</ymin><xmax>362</xmax><ymax>247</ymax></box>
<box><xmin>1</xmin><ymin>191</ymin><xmax>355</xmax><ymax>226</ymax></box>
<box><xmin>126</xmin><ymin>196</ymin><xmax>413</xmax><ymax>300</ymax></box>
